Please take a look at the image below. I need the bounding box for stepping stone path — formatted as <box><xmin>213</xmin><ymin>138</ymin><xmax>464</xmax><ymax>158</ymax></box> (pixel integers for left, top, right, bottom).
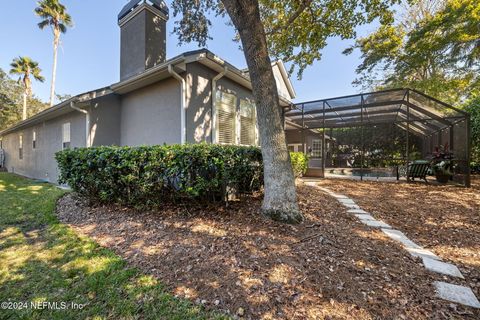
<box><xmin>306</xmin><ymin>182</ymin><xmax>480</xmax><ymax>310</ymax></box>
<box><xmin>434</xmin><ymin>282</ymin><xmax>480</xmax><ymax>308</ymax></box>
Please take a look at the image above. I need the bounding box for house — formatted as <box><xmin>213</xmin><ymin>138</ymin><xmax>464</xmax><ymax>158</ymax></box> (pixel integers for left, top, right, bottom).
<box><xmin>0</xmin><ymin>0</ymin><xmax>299</xmax><ymax>184</ymax></box>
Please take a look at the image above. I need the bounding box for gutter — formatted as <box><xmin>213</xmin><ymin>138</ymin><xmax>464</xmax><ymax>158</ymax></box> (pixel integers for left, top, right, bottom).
<box><xmin>211</xmin><ymin>66</ymin><xmax>228</xmax><ymax>143</ymax></box>
<box><xmin>168</xmin><ymin>65</ymin><xmax>186</xmax><ymax>144</ymax></box>
<box><xmin>70</xmin><ymin>101</ymin><xmax>91</xmax><ymax>147</ymax></box>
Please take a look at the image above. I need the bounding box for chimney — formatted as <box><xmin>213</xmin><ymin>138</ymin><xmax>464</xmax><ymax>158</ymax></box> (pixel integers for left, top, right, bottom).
<box><xmin>118</xmin><ymin>0</ymin><xmax>169</xmax><ymax>81</ymax></box>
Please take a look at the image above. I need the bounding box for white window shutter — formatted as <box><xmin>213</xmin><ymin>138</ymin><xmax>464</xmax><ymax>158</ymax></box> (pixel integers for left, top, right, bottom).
<box><xmin>216</xmin><ymin>92</ymin><xmax>236</xmax><ymax>144</ymax></box>
<box><xmin>239</xmin><ymin>100</ymin><xmax>256</xmax><ymax>146</ymax></box>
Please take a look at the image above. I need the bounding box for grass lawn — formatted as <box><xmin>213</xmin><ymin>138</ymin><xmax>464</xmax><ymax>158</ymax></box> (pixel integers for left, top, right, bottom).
<box><xmin>0</xmin><ymin>173</ymin><xmax>226</xmax><ymax>320</ymax></box>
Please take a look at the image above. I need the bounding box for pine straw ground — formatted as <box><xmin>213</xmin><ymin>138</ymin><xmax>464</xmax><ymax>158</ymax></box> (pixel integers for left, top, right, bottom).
<box><xmin>56</xmin><ymin>177</ymin><xmax>480</xmax><ymax>320</ymax></box>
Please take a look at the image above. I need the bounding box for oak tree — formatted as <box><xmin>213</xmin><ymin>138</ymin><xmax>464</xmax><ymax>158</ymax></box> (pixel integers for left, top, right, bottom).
<box><xmin>171</xmin><ymin>0</ymin><xmax>396</xmax><ymax>222</ymax></box>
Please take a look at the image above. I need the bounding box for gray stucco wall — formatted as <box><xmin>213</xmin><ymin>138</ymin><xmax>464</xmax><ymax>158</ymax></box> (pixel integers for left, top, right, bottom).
<box><xmin>120</xmin><ymin>8</ymin><xmax>167</xmax><ymax>81</ymax></box>
<box><xmin>120</xmin><ymin>78</ymin><xmax>181</xmax><ymax>146</ymax></box>
<box><xmin>185</xmin><ymin>62</ymin><xmax>256</xmax><ymax>144</ymax></box>
<box><xmin>89</xmin><ymin>94</ymin><xmax>122</xmax><ymax>146</ymax></box>
<box><xmin>1</xmin><ymin>111</ymin><xmax>86</xmax><ymax>183</ymax></box>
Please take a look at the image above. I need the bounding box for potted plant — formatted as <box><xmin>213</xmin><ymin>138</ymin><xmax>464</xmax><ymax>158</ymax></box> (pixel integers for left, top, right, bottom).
<box><xmin>430</xmin><ymin>143</ymin><xmax>455</xmax><ymax>183</ymax></box>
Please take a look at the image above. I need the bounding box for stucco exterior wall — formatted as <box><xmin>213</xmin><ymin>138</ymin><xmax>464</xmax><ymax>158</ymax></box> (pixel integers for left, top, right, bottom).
<box><xmin>89</xmin><ymin>94</ymin><xmax>122</xmax><ymax>146</ymax></box>
<box><xmin>120</xmin><ymin>78</ymin><xmax>181</xmax><ymax>146</ymax></box>
<box><xmin>272</xmin><ymin>63</ymin><xmax>291</xmax><ymax>101</ymax></box>
<box><xmin>1</xmin><ymin>111</ymin><xmax>86</xmax><ymax>183</ymax></box>
<box><xmin>185</xmin><ymin>62</ymin><xmax>256</xmax><ymax>144</ymax></box>
<box><xmin>120</xmin><ymin>8</ymin><xmax>167</xmax><ymax>81</ymax></box>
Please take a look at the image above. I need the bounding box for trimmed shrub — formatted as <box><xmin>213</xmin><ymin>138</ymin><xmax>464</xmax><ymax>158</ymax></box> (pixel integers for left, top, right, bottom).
<box><xmin>290</xmin><ymin>152</ymin><xmax>308</xmax><ymax>177</ymax></box>
<box><xmin>56</xmin><ymin>144</ymin><xmax>263</xmax><ymax>207</ymax></box>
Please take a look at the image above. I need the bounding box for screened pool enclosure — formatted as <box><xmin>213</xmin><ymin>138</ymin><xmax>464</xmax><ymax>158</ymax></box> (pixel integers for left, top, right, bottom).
<box><xmin>285</xmin><ymin>88</ymin><xmax>471</xmax><ymax>187</ymax></box>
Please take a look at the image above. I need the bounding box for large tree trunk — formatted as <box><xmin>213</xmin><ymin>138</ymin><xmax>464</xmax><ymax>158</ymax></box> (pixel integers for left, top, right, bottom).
<box><xmin>49</xmin><ymin>29</ymin><xmax>60</xmax><ymax>107</ymax></box>
<box><xmin>221</xmin><ymin>0</ymin><xmax>303</xmax><ymax>223</ymax></box>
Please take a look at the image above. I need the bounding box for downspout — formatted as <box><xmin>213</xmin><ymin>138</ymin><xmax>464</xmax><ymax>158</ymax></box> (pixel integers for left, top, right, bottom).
<box><xmin>211</xmin><ymin>67</ymin><xmax>228</xmax><ymax>143</ymax></box>
<box><xmin>168</xmin><ymin>65</ymin><xmax>186</xmax><ymax>144</ymax></box>
<box><xmin>70</xmin><ymin>101</ymin><xmax>91</xmax><ymax>147</ymax></box>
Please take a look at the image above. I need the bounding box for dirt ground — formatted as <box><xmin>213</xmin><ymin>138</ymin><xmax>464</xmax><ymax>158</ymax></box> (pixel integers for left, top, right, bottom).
<box><xmin>56</xmin><ymin>178</ymin><xmax>480</xmax><ymax>320</ymax></box>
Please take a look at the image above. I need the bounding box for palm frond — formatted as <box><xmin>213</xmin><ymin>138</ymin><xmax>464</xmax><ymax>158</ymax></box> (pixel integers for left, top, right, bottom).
<box><xmin>35</xmin><ymin>0</ymin><xmax>73</xmax><ymax>32</ymax></box>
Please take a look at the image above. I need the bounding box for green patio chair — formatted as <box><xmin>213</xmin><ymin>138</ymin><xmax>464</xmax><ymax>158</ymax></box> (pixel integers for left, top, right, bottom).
<box><xmin>397</xmin><ymin>160</ymin><xmax>431</xmax><ymax>182</ymax></box>
<box><xmin>408</xmin><ymin>160</ymin><xmax>431</xmax><ymax>182</ymax></box>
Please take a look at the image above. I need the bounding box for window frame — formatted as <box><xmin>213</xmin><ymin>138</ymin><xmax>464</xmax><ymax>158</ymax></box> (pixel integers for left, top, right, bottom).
<box><xmin>239</xmin><ymin>98</ymin><xmax>257</xmax><ymax>146</ymax></box>
<box><xmin>19</xmin><ymin>134</ymin><xmax>23</xmax><ymax>160</ymax></box>
<box><xmin>62</xmin><ymin>122</ymin><xmax>71</xmax><ymax>150</ymax></box>
<box><xmin>32</xmin><ymin>130</ymin><xmax>37</xmax><ymax>150</ymax></box>
<box><xmin>311</xmin><ymin>139</ymin><xmax>322</xmax><ymax>158</ymax></box>
<box><xmin>215</xmin><ymin>91</ymin><xmax>237</xmax><ymax>145</ymax></box>
<box><xmin>214</xmin><ymin>90</ymin><xmax>258</xmax><ymax>147</ymax></box>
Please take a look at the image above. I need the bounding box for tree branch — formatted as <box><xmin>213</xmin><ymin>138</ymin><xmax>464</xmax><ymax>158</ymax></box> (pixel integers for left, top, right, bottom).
<box><xmin>266</xmin><ymin>0</ymin><xmax>313</xmax><ymax>35</ymax></box>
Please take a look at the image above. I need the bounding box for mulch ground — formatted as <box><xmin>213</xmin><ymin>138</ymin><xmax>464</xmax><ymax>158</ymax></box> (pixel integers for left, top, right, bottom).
<box><xmin>317</xmin><ymin>177</ymin><xmax>480</xmax><ymax>298</ymax></box>
<box><xmin>56</xmin><ymin>179</ymin><xmax>480</xmax><ymax>320</ymax></box>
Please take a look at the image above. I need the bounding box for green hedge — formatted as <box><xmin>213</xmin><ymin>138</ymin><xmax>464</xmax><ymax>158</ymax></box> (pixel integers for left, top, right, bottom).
<box><xmin>290</xmin><ymin>152</ymin><xmax>309</xmax><ymax>177</ymax></box>
<box><xmin>56</xmin><ymin>144</ymin><xmax>263</xmax><ymax>207</ymax></box>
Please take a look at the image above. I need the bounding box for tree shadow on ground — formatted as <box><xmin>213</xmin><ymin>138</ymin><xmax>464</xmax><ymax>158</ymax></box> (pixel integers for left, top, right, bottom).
<box><xmin>56</xmin><ymin>184</ymin><xmax>480</xmax><ymax>319</ymax></box>
<box><xmin>318</xmin><ymin>177</ymin><xmax>480</xmax><ymax>300</ymax></box>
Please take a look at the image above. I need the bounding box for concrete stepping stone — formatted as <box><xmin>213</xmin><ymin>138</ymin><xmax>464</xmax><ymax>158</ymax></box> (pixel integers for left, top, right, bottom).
<box><xmin>381</xmin><ymin>229</ymin><xmax>422</xmax><ymax>250</ymax></box>
<box><xmin>361</xmin><ymin>220</ymin><xmax>391</xmax><ymax>228</ymax></box>
<box><xmin>338</xmin><ymin>198</ymin><xmax>356</xmax><ymax>205</ymax></box>
<box><xmin>405</xmin><ymin>247</ymin><xmax>441</xmax><ymax>261</ymax></box>
<box><xmin>434</xmin><ymin>281</ymin><xmax>480</xmax><ymax>308</ymax></box>
<box><xmin>354</xmin><ymin>214</ymin><xmax>376</xmax><ymax>221</ymax></box>
<box><xmin>342</xmin><ymin>203</ymin><xmax>360</xmax><ymax>209</ymax></box>
<box><xmin>347</xmin><ymin>209</ymin><xmax>369</xmax><ymax>214</ymax></box>
<box><xmin>423</xmin><ymin>257</ymin><xmax>464</xmax><ymax>278</ymax></box>
<box><xmin>331</xmin><ymin>194</ymin><xmax>349</xmax><ymax>199</ymax></box>
<box><xmin>304</xmin><ymin>182</ymin><xmax>318</xmax><ymax>187</ymax></box>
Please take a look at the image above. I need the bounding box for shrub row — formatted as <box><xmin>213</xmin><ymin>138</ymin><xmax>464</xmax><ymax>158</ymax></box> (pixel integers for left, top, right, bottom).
<box><xmin>56</xmin><ymin>145</ymin><xmax>310</xmax><ymax>207</ymax></box>
<box><xmin>56</xmin><ymin>144</ymin><xmax>263</xmax><ymax>207</ymax></box>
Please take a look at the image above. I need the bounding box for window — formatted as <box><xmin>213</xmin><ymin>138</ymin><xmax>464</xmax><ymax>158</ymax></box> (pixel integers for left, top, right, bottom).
<box><xmin>215</xmin><ymin>91</ymin><xmax>258</xmax><ymax>146</ymax></box>
<box><xmin>216</xmin><ymin>91</ymin><xmax>236</xmax><ymax>144</ymax></box>
<box><xmin>19</xmin><ymin>134</ymin><xmax>23</xmax><ymax>160</ymax></box>
<box><xmin>239</xmin><ymin>99</ymin><xmax>257</xmax><ymax>146</ymax></box>
<box><xmin>62</xmin><ymin>122</ymin><xmax>71</xmax><ymax>149</ymax></box>
<box><xmin>311</xmin><ymin>139</ymin><xmax>322</xmax><ymax>158</ymax></box>
<box><xmin>32</xmin><ymin>130</ymin><xmax>37</xmax><ymax>149</ymax></box>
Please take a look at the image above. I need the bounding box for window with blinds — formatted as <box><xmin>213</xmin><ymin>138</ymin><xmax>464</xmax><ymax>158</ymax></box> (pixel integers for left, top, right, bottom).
<box><xmin>216</xmin><ymin>91</ymin><xmax>236</xmax><ymax>144</ymax></box>
<box><xmin>239</xmin><ymin>99</ymin><xmax>256</xmax><ymax>146</ymax></box>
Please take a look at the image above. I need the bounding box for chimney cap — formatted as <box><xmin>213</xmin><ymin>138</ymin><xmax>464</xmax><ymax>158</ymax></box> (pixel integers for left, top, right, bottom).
<box><xmin>118</xmin><ymin>0</ymin><xmax>169</xmax><ymax>21</ymax></box>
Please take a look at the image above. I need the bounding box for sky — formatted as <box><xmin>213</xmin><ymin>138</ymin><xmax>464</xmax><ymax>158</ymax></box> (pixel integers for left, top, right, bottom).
<box><xmin>0</xmin><ymin>0</ymin><xmax>380</xmax><ymax>104</ymax></box>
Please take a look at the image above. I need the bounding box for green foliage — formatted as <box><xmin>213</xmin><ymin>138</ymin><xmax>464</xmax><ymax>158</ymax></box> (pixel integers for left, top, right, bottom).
<box><xmin>0</xmin><ymin>68</ymin><xmax>48</xmax><ymax>128</ymax></box>
<box><xmin>347</xmin><ymin>0</ymin><xmax>480</xmax><ymax>103</ymax></box>
<box><xmin>35</xmin><ymin>0</ymin><xmax>73</xmax><ymax>33</ymax></box>
<box><xmin>465</xmin><ymin>97</ymin><xmax>480</xmax><ymax>165</ymax></box>
<box><xmin>0</xmin><ymin>172</ymin><xmax>227</xmax><ymax>320</ymax></box>
<box><xmin>9</xmin><ymin>56</ymin><xmax>45</xmax><ymax>95</ymax></box>
<box><xmin>290</xmin><ymin>152</ymin><xmax>308</xmax><ymax>177</ymax></box>
<box><xmin>56</xmin><ymin>144</ymin><xmax>263</xmax><ymax>207</ymax></box>
<box><xmin>171</xmin><ymin>0</ymin><xmax>398</xmax><ymax>77</ymax></box>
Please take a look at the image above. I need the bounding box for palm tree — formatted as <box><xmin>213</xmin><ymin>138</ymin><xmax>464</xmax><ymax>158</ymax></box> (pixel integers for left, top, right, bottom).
<box><xmin>35</xmin><ymin>0</ymin><xmax>72</xmax><ymax>107</ymax></box>
<box><xmin>9</xmin><ymin>57</ymin><xmax>45</xmax><ymax>120</ymax></box>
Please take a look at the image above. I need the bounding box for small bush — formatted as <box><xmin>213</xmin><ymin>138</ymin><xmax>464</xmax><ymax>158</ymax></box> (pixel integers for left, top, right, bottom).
<box><xmin>56</xmin><ymin>144</ymin><xmax>263</xmax><ymax>207</ymax></box>
<box><xmin>290</xmin><ymin>152</ymin><xmax>308</xmax><ymax>177</ymax></box>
